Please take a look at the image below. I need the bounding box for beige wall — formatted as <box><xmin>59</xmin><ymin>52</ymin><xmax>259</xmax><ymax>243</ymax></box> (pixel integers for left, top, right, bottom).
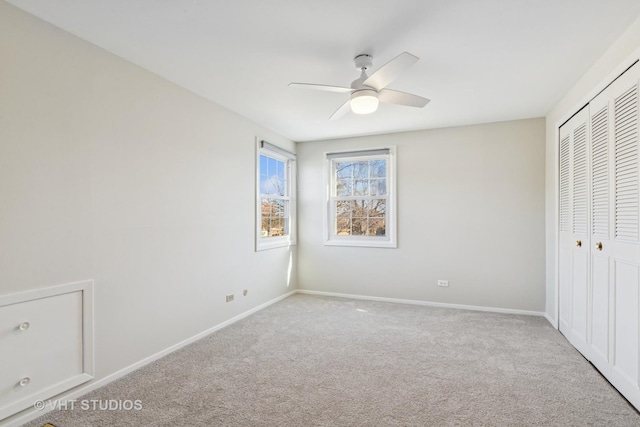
<box><xmin>11</xmin><ymin>0</ymin><xmax>637</xmax><ymax>420</ymax></box>
<box><xmin>0</xmin><ymin>0</ymin><xmax>296</xmax><ymax>407</ymax></box>
<box><xmin>545</xmin><ymin>15</ymin><xmax>640</xmax><ymax>324</ymax></box>
<box><xmin>297</xmin><ymin>118</ymin><xmax>546</xmax><ymax>312</ymax></box>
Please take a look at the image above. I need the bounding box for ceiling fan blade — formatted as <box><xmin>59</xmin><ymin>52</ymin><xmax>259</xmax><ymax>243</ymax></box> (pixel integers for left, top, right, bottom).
<box><xmin>330</xmin><ymin>100</ymin><xmax>351</xmax><ymax>120</ymax></box>
<box><xmin>378</xmin><ymin>89</ymin><xmax>430</xmax><ymax>108</ymax></box>
<box><xmin>363</xmin><ymin>52</ymin><xmax>419</xmax><ymax>90</ymax></box>
<box><xmin>288</xmin><ymin>82</ymin><xmax>353</xmax><ymax>93</ymax></box>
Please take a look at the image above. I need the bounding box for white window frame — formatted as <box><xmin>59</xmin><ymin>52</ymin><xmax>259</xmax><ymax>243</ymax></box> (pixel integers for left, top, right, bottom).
<box><xmin>323</xmin><ymin>147</ymin><xmax>397</xmax><ymax>248</ymax></box>
<box><xmin>256</xmin><ymin>139</ymin><xmax>296</xmax><ymax>251</ymax></box>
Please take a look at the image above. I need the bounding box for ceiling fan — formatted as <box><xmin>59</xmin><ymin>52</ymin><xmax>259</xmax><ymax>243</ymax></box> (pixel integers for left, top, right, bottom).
<box><xmin>289</xmin><ymin>52</ymin><xmax>430</xmax><ymax>120</ymax></box>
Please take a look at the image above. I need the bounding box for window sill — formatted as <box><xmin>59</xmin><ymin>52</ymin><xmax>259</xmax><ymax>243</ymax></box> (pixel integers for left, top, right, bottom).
<box><xmin>256</xmin><ymin>237</ymin><xmax>296</xmax><ymax>251</ymax></box>
<box><xmin>324</xmin><ymin>238</ymin><xmax>396</xmax><ymax>248</ymax></box>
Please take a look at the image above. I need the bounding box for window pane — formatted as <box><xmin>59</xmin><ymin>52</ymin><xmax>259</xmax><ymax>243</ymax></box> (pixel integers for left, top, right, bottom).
<box><xmin>368</xmin><ymin>199</ymin><xmax>386</xmax><ymax>217</ymax></box>
<box><xmin>274</xmin><ymin>199</ymin><xmax>285</xmax><ymax>218</ymax></box>
<box><xmin>336</xmin><ymin>218</ymin><xmax>351</xmax><ymax>235</ymax></box>
<box><xmin>336</xmin><ymin>200</ymin><xmax>352</xmax><ymax>218</ymax></box>
<box><xmin>353</xmin><ymin>161</ymin><xmax>368</xmax><ymax>179</ymax></box>
<box><xmin>263</xmin><ymin>176</ymin><xmax>283</xmax><ymax>196</ymax></box>
<box><xmin>351</xmin><ymin>217</ymin><xmax>365</xmax><ymax>235</ymax></box>
<box><xmin>260</xmin><ymin>155</ymin><xmax>268</xmax><ymax>176</ymax></box>
<box><xmin>336</xmin><ymin>178</ymin><xmax>352</xmax><ymax>196</ymax></box>
<box><xmin>354</xmin><ymin>180</ymin><xmax>369</xmax><ymax>196</ymax></box>
<box><xmin>259</xmin><ymin>174</ymin><xmax>269</xmax><ymax>194</ymax></box>
<box><xmin>370</xmin><ymin>178</ymin><xmax>386</xmax><ymax>196</ymax></box>
<box><xmin>367</xmin><ymin>218</ymin><xmax>386</xmax><ymax>236</ymax></box>
<box><xmin>260</xmin><ymin>155</ymin><xmax>286</xmax><ymax>196</ymax></box>
<box><xmin>336</xmin><ymin>162</ymin><xmax>353</xmax><ymax>179</ymax></box>
<box><xmin>277</xmin><ymin>160</ymin><xmax>285</xmax><ymax>181</ymax></box>
<box><xmin>370</xmin><ymin>159</ymin><xmax>386</xmax><ymax>178</ymax></box>
<box><xmin>353</xmin><ymin>200</ymin><xmax>367</xmax><ymax>217</ymax></box>
<box><xmin>261</xmin><ymin>198</ymin><xmax>288</xmax><ymax>238</ymax></box>
<box><xmin>268</xmin><ymin>157</ymin><xmax>277</xmax><ymax>177</ymax></box>
<box><xmin>269</xmin><ymin>218</ymin><xmax>284</xmax><ymax>236</ymax></box>
<box><xmin>261</xmin><ymin>198</ymin><xmax>274</xmax><ymax>216</ymax></box>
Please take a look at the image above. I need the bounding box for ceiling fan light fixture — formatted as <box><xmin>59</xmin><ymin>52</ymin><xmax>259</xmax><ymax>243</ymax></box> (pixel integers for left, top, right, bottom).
<box><xmin>350</xmin><ymin>89</ymin><xmax>379</xmax><ymax>114</ymax></box>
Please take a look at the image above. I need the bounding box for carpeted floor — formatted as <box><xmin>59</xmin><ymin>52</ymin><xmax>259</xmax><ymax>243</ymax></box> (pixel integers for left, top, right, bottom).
<box><xmin>26</xmin><ymin>294</ymin><xmax>640</xmax><ymax>426</ymax></box>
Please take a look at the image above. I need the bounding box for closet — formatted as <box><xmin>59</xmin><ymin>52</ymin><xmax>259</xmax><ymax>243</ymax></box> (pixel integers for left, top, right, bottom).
<box><xmin>559</xmin><ymin>61</ymin><xmax>640</xmax><ymax>409</ymax></box>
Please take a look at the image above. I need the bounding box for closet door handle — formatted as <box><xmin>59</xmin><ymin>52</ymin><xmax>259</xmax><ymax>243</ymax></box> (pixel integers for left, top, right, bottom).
<box><xmin>19</xmin><ymin>321</ymin><xmax>30</xmax><ymax>331</ymax></box>
<box><xmin>596</xmin><ymin>242</ymin><xmax>603</xmax><ymax>251</ymax></box>
<box><xmin>576</xmin><ymin>240</ymin><xmax>582</xmax><ymax>247</ymax></box>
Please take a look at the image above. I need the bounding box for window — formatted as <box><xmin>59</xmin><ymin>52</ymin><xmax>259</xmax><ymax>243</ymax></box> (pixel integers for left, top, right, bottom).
<box><xmin>324</xmin><ymin>147</ymin><xmax>396</xmax><ymax>248</ymax></box>
<box><xmin>256</xmin><ymin>139</ymin><xmax>296</xmax><ymax>251</ymax></box>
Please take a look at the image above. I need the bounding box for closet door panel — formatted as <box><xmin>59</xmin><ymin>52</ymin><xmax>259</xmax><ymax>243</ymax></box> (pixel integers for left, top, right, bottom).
<box><xmin>589</xmin><ymin>93</ymin><xmax>612</xmax><ymax>371</ymax></box>
<box><xmin>613</xmin><ymin>260</ymin><xmax>639</xmax><ymax>388</ymax></box>
<box><xmin>609</xmin><ymin>62</ymin><xmax>640</xmax><ymax>408</ymax></box>
<box><xmin>570</xmin><ymin>111</ymin><xmax>591</xmax><ymax>354</ymax></box>
<box><xmin>613</xmin><ymin>82</ymin><xmax>639</xmax><ymax>251</ymax></box>
<box><xmin>591</xmin><ymin>254</ymin><xmax>610</xmax><ymax>364</ymax></box>
<box><xmin>559</xmin><ymin>131</ymin><xmax>572</xmax><ymax>335</ymax></box>
<box><xmin>571</xmin><ymin>250</ymin><xmax>589</xmax><ymax>347</ymax></box>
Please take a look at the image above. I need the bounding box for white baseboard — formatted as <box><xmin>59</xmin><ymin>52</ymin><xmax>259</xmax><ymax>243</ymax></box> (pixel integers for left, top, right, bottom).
<box><xmin>296</xmin><ymin>289</ymin><xmax>546</xmax><ymax>317</ymax></box>
<box><xmin>544</xmin><ymin>312</ymin><xmax>558</xmax><ymax>329</ymax></box>
<box><xmin>2</xmin><ymin>290</ymin><xmax>297</xmax><ymax>427</ymax></box>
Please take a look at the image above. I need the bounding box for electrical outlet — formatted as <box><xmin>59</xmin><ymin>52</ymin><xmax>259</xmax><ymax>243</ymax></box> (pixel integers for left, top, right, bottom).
<box><xmin>243</xmin><ymin>289</ymin><xmax>248</xmax><ymax>296</ymax></box>
<box><xmin>226</xmin><ymin>294</ymin><xmax>234</xmax><ymax>302</ymax></box>
<box><xmin>437</xmin><ymin>280</ymin><xmax>449</xmax><ymax>287</ymax></box>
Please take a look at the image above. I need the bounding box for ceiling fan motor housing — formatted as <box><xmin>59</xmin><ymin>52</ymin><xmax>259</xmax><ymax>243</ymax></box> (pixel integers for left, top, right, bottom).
<box><xmin>354</xmin><ymin>54</ymin><xmax>373</xmax><ymax>71</ymax></box>
<box><xmin>352</xmin><ymin>54</ymin><xmax>375</xmax><ymax>90</ymax></box>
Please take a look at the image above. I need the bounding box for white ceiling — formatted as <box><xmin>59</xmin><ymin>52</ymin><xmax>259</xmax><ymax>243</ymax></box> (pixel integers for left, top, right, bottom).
<box><xmin>7</xmin><ymin>0</ymin><xmax>640</xmax><ymax>142</ymax></box>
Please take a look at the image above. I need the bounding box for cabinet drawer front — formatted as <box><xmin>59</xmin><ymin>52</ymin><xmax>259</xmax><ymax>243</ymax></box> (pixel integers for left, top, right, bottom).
<box><xmin>0</xmin><ymin>282</ymin><xmax>92</xmax><ymax>420</ymax></box>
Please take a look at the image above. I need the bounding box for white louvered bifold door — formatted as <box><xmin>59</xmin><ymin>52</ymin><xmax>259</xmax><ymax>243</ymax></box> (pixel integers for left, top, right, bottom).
<box><xmin>588</xmin><ymin>87</ymin><xmax>613</xmax><ymax>375</ymax></box>
<box><xmin>608</xmin><ymin>63</ymin><xmax>640</xmax><ymax>407</ymax></box>
<box><xmin>558</xmin><ymin>106</ymin><xmax>590</xmax><ymax>348</ymax></box>
<box><xmin>569</xmin><ymin>108</ymin><xmax>591</xmax><ymax>356</ymax></box>
<box><xmin>558</xmin><ymin>125</ymin><xmax>573</xmax><ymax>336</ymax></box>
<box><xmin>559</xmin><ymin>62</ymin><xmax>640</xmax><ymax>411</ymax></box>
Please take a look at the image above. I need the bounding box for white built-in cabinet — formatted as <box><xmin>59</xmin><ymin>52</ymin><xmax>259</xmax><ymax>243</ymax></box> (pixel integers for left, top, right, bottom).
<box><xmin>559</xmin><ymin>61</ymin><xmax>640</xmax><ymax>409</ymax></box>
<box><xmin>0</xmin><ymin>281</ymin><xmax>94</xmax><ymax>421</ymax></box>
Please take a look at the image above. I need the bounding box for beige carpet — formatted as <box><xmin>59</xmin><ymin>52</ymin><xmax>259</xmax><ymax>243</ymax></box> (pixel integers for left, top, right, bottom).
<box><xmin>26</xmin><ymin>294</ymin><xmax>640</xmax><ymax>426</ymax></box>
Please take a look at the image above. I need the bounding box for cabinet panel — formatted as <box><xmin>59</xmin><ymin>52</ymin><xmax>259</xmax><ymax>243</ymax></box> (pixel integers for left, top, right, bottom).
<box><xmin>0</xmin><ymin>281</ymin><xmax>93</xmax><ymax>421</ymax></box>
<box><xmin>0</xmin><ymin>292</ymin><xmax>83</xmax><ymax>403</ymax></box>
